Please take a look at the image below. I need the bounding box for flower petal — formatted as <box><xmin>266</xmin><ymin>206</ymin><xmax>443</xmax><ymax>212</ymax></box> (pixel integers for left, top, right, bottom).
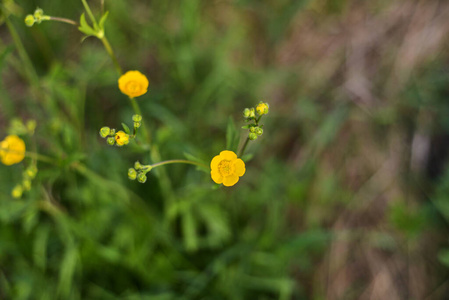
<box><xmin>210</xmin><ymin>155</ymin><xmax>222</xmax><ymax>170</ymax></box>
<box><xmin>233</xmin><ymin>159</ymin><xmax>246</xmax><ymax>176</ymax></box>
<box><xmin>211</xmin><ymin>170</ymin><xmax>223</xmax><ymax>184</ymax></box>
<box><xmin>223</xmin><ymin>174</ymin><xmax>239</xmax><ymax>187</ymax></box>
<box><xmin>220</xmin><ymin>150</ymin><xmax>237</xmax><ymax>160</ymax></box>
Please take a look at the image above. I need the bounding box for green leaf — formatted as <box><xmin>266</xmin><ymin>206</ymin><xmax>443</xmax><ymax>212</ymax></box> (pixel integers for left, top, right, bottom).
<box><xmin>241</xmin><ymin>153</ymin><xmax>254</xmax><ymax>162</ymax></box>
<box><xmin>78</xmin><ymin>13</ymin><xmax>97</xmax><ymax>36</ymax></box>
<box><xmin>121</xmin><ymin>123</ymin><xmax>130</xmax><ymax>134</ymax></box>
<box><xmin>98</xmin><ymin>11</ymin><xmax>109</xmax><ymax>30</ymax></box>
<box><xmin>226</xmin><ymin>116</ymin><xmax>239</xmax><ymax>152</ymax></box>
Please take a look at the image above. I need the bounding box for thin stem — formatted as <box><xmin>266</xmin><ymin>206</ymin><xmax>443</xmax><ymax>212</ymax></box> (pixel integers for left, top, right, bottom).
<box><xmin>3</xmin><ymin>11</ymin><xmax>39</xmax><ymax>87</ymax></box>
<box><xmin>150</xmin><ymin>160</ymin><xmax>208</xmax><ymax>170</ymax></box>
<box><xmin>48</xmin><ymin>16</ymin><xmax>77</xmax><ymax>26</ymax></box>
<box><xmin>129</xmin><ymin>97</ymin><xmax>151</xmax><ymax>144</ymax></box>
<box><xmin>25</xmin><ymin>151</ymin><xmax>57</xmax><ymax>165</ymax></box>
<box><xmin>100</xmin><ymin>36</ymin><xmax>123</xmax><ymax>75</ymax></box>
<box><xmin>238</xmin><ymin>137</ymin><xmax>250</xmax><ymax>157</ymax></box>
<box><xmin>80</xmin><ymin>0</ymin><xmax>98</xmax><ymax>27</ymax></box>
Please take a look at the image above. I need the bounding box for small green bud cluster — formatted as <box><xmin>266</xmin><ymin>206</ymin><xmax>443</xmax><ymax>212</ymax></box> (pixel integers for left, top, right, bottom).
<box><xmin>25</xmin><ymin>8</ymin><xmax>50</xmax><ymax>27</ymax></box>
<box><xmin>99</xmin><ymin>115</ymin><xmax>140</xmax><ymax>146</ymax></box>
<box><xmin>9</xmin><ymin>119</ymin><xmax>37</xmax><ymax>136</ymax></box>
<box><xmin>132</xmin><ymin>114</ymin><xmax>142</xmax><ymax>129</ymax></box>
<box><xmin>12</xmin><ymin>164</ymin><xmax>38</xmax><ymax>199</ymax></box>
<box><xmin>128</xmin><ymin>161</ymin><xmax>152</xmax><ymax>183</ymax></box>
<box><xmin>242</xmin><ymin>101</ymin><xmax>269</xmax><ymax>141</ymax></box>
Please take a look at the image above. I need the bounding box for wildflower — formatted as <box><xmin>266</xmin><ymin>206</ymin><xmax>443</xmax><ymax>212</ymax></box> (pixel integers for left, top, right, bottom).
<box><xmin>0</xmin><ymin>135</ymin><xmax>26</xmax><ymax>166</ymax></box>
<box><xmin>118</xmin><ymin>70</ymin><xmax>149</xmax><ymax>98</ymax></box>
<box><xmin>115</xmin><ymin>131</ymin><xmax>129</xmax><ymax>146</ymax></box>
<box><xmin>210</xmin><ymin>150</ymin><xmax>246</xmax><ymax>187</ymax></box>
<box><xmin>256</xmin><ymin>102</ymin><xmax>269</xmax><ymax>115</ymax></box>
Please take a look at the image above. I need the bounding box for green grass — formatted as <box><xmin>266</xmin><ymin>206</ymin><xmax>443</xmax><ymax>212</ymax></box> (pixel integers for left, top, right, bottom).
<box><xmin>1</xmin><ymin>0</ymin><xmax>449</xmax><ymax>299</ymax></box>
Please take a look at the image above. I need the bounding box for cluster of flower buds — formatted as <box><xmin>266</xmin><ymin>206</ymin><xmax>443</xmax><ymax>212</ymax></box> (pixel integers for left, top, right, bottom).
<box><xmin>12</xmin><ymin>164</ymin><xmax>38</xmax><ymax>198</ymax></box>
<box><xmin>128</xmin><ymin>161</ymin><xmax>152</xmax><ymax>183</ymax></box>
<box><xmin>242</xmin><ymin>102</ymin><xmax>269</xmax><ymax>141</ymax></box>
<box><xmin>99</xmin><ymin>114</ymin><xmax>142</xmax><ymax>146</ymax></box>
<box><xmin>25</xmin><ymin>8</ymin><xmax>50</xmax><ymax>27</ymax></box>
<box><xmin>9</xmin><ymin>119</ymin><xmax>37</xmax><ymax>136</ymax></box>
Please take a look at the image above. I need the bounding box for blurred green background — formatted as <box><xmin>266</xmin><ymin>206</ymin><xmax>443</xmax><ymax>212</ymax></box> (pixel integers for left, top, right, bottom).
<box><xmin>1</xmin><ymin>0</ymin><xmax>449</xmax><ymax>299</ymax></box>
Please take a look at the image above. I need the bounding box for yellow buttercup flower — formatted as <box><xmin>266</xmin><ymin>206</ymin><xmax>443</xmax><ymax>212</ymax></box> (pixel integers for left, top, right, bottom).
<box><xmin>0</xmin><ymin>135</ymin><xmax>26</xmax><ymax>166</ymax></box>
<box><xmin>256</xmin><ymin>102</ymin><xmax>269</xmax><ymax>115</ymax></box>
<box><xmin>210</xmin><ymin>150</ymin><xmax>245</xmax><ymax>187</ymax></box>
<box><xmin>115</xmin><ymin>131</ymin><xmax>129</xmax><ymax>146</ymax></box>
<box><xmin>118</xmin><ymin>70</ymin><xmax>149</xmax><ymax>98</ymax></box>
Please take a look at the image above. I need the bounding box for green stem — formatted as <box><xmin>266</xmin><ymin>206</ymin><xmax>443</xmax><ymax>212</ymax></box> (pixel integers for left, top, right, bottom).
<box><xmin>150</xmin><ymin>160</ymin><xmax>208</xmax><ymax>170</ymax></box>
<box><xmin>238</xmin><ymin>137</ymin><xmax>250</xmax><ymax>157</ymax></box>
<box><xmin>100</xmin><ymin>36</ymin><xmax>123</xmax><ymax>75</ymax></box>
<box><xmin>80</xmin><ymin>0</ymin><xmax>98</xmax><ymax>27</ymax></box>
<box><xmin>129</xmin><ymin>97</ymin><xmax>151</xmax><ymax>144</ymax></box>
<box><xmin>3</xmin><ymin>12</ymin><xmax>39</xmax><ymax>87</ymax></box>
<box><xmin>48</xmin><ymin>16</ymin><xmax>77</xmax><ymax>26</ymax></box>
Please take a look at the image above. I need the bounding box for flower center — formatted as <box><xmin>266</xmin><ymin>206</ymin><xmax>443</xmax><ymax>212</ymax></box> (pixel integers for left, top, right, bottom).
<box><xmin>218</xmin><ymin>160</ymin><xmax>235</xmax><ymax>177</ymax></box>
<box><xmin>126</xmin><ymin>81</ymin><xmax>141</xmax><ymax>93</ymax></box>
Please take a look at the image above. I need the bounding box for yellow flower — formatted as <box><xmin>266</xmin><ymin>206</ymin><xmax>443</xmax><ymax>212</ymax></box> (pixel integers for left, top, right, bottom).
<box><xmin>118</xmin><ymin>70</ymin><xmax>149</xmax><ymax>98</ymax></box>
<box><xmin>0</xmin><ymin>135</ymin><xmax>26</xmax><ymax>165</ymax></box>
<box><xmin>115</xmin><ymin>131</ymin><xmax>129</xmax><ymax>146</ymax></box>
<box><xmin>256</xmin><ymin>102</ymin><xmax>269</xmax><ymax>115</ymax></box>
<box><xmin>210</xmin><ymin>150</ymin><xmax>245</xmax><ymax>187</ymax></box>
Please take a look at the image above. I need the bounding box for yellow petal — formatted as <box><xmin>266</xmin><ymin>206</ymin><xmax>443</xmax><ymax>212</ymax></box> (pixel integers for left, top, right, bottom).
<box><xmin>210</xmin><ymin>155</ymin><xmax>222</xmax><ymax>170</ymax></box>
<box><xmin>220</xmin><ymin>150</ymin><xmax>237</xmax><ymax>161</ymax></box>
<box><xmin>211</xmin><ymin>170</ymin><xmax>223</xmax><ymax>184</ymax></box>
<box><xmin>223</xmin><ymin>174</ymin><xmax>239</xmax><ymax>186</ymax></box>
<box><xmin>233</xmin><ymin>159</ymin><xmax>245</xmax><ymax>177</ymax></box>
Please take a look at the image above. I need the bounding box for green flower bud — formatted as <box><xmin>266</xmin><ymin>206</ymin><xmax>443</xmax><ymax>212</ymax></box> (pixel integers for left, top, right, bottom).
<box><xmin>249</xmin><ymin>126</ymin><xmax>256</xmax><ymax>133</ymax></box>
<box><xmin>26</xmin><ymin>120</ymin><xmax>37</xmax><ymax>134</ymax></box>
<box><xmin>137</xmin><ymin>173</ymin><xmax>147</xmax><ymax>183</ymax></box>
<box><xmin>107</xmin><ymin>137</ymin><xmax>115</xmax><ymax>145</ymax></box>
<box><xmin>109</xmin><ymin>128</ymin><xmax>116</xmax><ymax>136</ymax></box>
<box><xmin>34</xmin><ymin>8</ymin><xmax>44</xmax><ymax>19</ymax></box>
<box><xmin>99</xmin><ymin>126</ymin><xmax>110</xmax><ymax>138</ymax></box>
<box><xmin>249</xmin><ymin>132</ymin><xmax>258</xmax><ymax>140</ymax></box>
<box><xmin>23</xmin><ymin>180</ymin><xmax>31</xmax><ymax>191</ymax></box>
<box><xmin>255</xmin><ymin>127</ymin><xmax>263</xmax><ymax>136</ymax></box>
<box><xmin>134</xmin><ymin>161</ymin><xmax>143</xmax><ymax>170</ymax></box>
<box><xmin>132</xmin><ymin>114</ymin><xmax>142</xmax><ymax>122</ymax></box>
<box><xmin>128</xmin><ymin>168</ymin><xmax>137</xmax><ymax>180</ymax></box>
<box><xmin>26</xmin><ymin>165</ymin><xmax>38</xmax><ymax>179</ymax></box>
<box><xmin>25</xmin><ymin>15</ymin><xmax>35</xmax><ymax>27</ymax></box>
<box><xmin>249</xmin><ymin>108</ymin><xmax>256</xmax><ymax>118</ymax></box>
<box><xmin>134</xmin><ymin>121</ymin><xmax>141</xmax><ymax>128</ymax></box>
<box><xmin>243</xmin><ymin>108</ymin><xmax>251</xmax><ymax>118</ymax></box>
<box><xmin>12</xmin><ymin>185</ymin><xmax>23</xmax><ymax>198</ymax></box>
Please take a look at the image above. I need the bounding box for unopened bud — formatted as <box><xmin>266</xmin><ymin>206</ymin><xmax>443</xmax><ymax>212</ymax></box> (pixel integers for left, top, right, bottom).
<box><xmin>12</xmin><ymin>185</ymin><xmax>23</xmax><ymax>198</ymax></box>
<box><xmin>255</xmin><ymin>127</ymin><xmax>263</xmax><ymax>136</ymax></box>
<box><xmin>128</xmin><ymin>168</ymin><xmax>137</xmax><ymax>180</ymax></box>
<box><xmin>99</xmin><ymin>126</ymin><xmax>110</xmax><ymax>138</ymax></box>
<box><xmin>132</xmin><ymin>114</ymin><xmax>142</xmax><ymax>122</ymax></box>
<box><xmin>243</xmin><ymin>108</ymin><xmax>251</xmax><ymax>118</ymax></box>
<box><xmin>249</xmin><ymin>132</ymin><xmax>258</xmax><ymax>140</ymax></box>
<box><xmin>137</xmin><ymin>173</ymin><xmax>147</xmax><ymax>183</ymax></box>
<box><xmin>25</xmin><ymin>15</ymin><xmax>35</xmax><ymax>27</ymax></box>
<box><xmin>107</xmin><ymin>137</ymin><xmax>115</xmax><ymax>145</ymax></box>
